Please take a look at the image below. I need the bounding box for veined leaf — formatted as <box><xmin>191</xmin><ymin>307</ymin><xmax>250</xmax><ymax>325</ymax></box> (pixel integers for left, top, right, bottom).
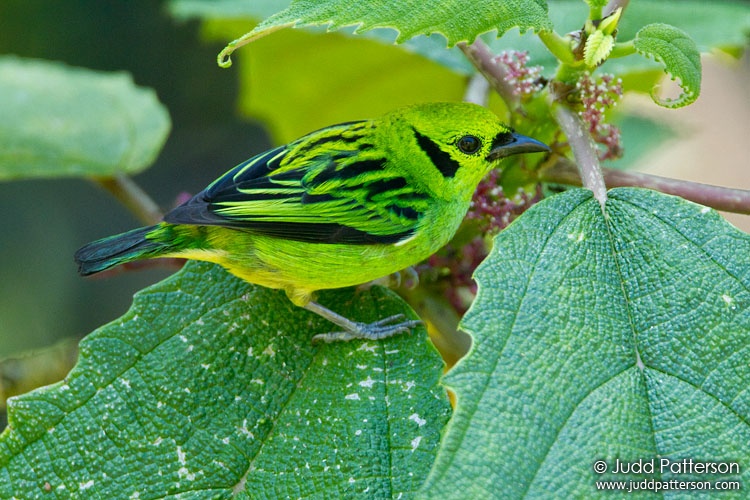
<box><xmin>171</xmin><ymin>0</ymin><xmax>749</xmax><ymax>96</ymax></box>
<box><xmin>422</xmin><ymin>188</ymin><xmax>749</xmax><ymax>498</ymax></box>
<box><xmin>215</xmin><ymin>0</ymin><xmax>552</xmax><ymax>67</ymax></box>
<box><xmin>0</xmin><ymin>56</ymin><xmax>170</xmax><ymax>181</ymax></box>
<box><xmin>633</xmin><ymin>24</ymin><xmax>702</xmax><ymax>108</ymax></box>
<box><xmin>0</xmin><ymin>263</ymin><xmax>450</xmax><ymax>498</ymax></box>
<box><xmin>583</xmin><ymin>30</ymin><xmax>615</xmax><ymax>67</ymax></box>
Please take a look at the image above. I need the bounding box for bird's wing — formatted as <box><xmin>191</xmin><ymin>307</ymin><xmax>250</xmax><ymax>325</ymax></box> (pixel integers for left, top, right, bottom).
<box><xmin>164</xmin><ymin>122</ymin><xmax>429</xmax><ymax>245</ymax></box>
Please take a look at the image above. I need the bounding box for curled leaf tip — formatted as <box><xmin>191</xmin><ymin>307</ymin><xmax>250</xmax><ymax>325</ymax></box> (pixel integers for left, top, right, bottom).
<box><xmin>633</xmin><ymin>23</ymin><xmax>701</xmax><ymax>109</ymax></box>
<box><xmin>650</xmin><ymin>80</ymin><xmax>696</xmax><ymax>109</ymax></box>
<box><xmin>217</xmin><ymin>49</ymin><xmax>234</xmax><ymax>69</ymax></box>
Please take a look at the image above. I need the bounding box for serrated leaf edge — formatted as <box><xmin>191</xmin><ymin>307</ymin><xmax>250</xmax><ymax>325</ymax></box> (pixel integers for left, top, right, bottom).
<box><xmin>633</xmin><ymin>23</ymin><xmax>702</xmax><ymax>109</ymax></box>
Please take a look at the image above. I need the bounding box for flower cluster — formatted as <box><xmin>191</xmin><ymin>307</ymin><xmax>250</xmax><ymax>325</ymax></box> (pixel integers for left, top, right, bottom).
<box><xmin>577</xmin><ymin>72</ymin><xmax>624</xmax><ymax>160</ymax></box>
<box><xmin>495</xmin><ymin>51</ymin><xmax>545</xmax><ymax>97</ymax></box>
<box><xmin>467</xmin><ymin>170</ymin><xmax>543</xmax><ymax>234</ymax></box>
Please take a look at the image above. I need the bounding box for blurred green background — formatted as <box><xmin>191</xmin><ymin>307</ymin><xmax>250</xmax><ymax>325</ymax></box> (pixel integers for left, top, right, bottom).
<box><xmin>0</xmin><ymin>0</ymin><xmax>270</xmax><ymax>358</ymax></box>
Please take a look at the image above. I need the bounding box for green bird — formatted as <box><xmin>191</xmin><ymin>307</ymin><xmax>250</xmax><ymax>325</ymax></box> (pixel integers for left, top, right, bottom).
<box><xmin>75</xmin><ymin>102</ymin><xmax>549</xmax><ymax>342</ymax></box>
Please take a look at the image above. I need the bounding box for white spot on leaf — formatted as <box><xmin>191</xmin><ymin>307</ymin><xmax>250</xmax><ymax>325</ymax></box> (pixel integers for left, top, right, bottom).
<box><xmin>357</xmin><ymin>343</ymin><xmax>377</xmax><ymax>353</ymax></box>
<box><xmin>409</xmin><ymin>413</ymin><xmax>427</xmax><ymax>427</ymax></box>
<box><xmin>359</xmin><ymin>376</ymin><xmax>376</xmax><ymax>389</ymax></box>
<box><xmin>410</xmin><ymin>436</ymin><xmax>422</xmax><ymax>452</ymax></box>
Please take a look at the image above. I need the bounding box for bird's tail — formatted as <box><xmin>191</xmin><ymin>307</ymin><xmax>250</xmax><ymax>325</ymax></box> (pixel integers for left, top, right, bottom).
<box><xmin>75</xmin><ymin>225</ymin><xmax>171</xmax><ymax>276</ymax></box>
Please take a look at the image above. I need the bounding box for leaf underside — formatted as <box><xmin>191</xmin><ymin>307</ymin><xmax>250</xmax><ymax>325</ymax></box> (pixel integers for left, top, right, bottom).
<box><xmin>217</xmin><ymin>0</ymin><xmax>552</xmax><ymax>65</ymax></box>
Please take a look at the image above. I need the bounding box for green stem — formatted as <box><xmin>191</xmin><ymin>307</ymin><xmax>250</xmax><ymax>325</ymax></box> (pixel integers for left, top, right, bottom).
<box><xmin>538</xmin><ymin>30</ymin><xmax>576</xmax><ymax>64</ymax></box>
<box><xmin>589</xmin><ymin>4</ymin><xmax>603</xmax><ymax>20</ymax></box>
<box><xmin>609</xmin><ymin>40</ymin><xmax>636</xmax><ymax>58</ymax></box>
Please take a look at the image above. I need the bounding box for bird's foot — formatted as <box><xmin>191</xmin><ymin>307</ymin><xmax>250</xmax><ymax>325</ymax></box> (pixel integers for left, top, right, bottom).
<box><xmin>311</xmin><ymin>314</ymin><xmax>422</xmax><ymax>344</ymax></box>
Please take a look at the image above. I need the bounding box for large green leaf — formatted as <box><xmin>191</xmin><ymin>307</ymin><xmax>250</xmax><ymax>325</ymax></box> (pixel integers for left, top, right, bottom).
<box><xmin>213</xmin><ymin>0</ymin><xmax>552</xmax><ymax>66</ymax></box>
<box><xmin>0</xmin><ymin>56</ymin><xmax>170</xmax><ymax>181</ymax></box>
<box><xmin>422</xmin><ymin>188</ymin><xmax>749</xmax><ymax>498</ymax></box>
<box><xmin>171</xmin><ymin>0</ymin><xmax>750</xmax><ymax>80</ymax></box>
<box><xmin>0</xmin><ymin>262</ymin><xmax>450</xmax><ymax>498</ymax></box>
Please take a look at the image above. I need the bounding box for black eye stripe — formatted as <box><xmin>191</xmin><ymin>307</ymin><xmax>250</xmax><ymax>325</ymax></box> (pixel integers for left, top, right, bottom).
<box><xmin>411</xmin><ymin>127</ymin><xmax>462</xmax><ymax>178</ymax></box>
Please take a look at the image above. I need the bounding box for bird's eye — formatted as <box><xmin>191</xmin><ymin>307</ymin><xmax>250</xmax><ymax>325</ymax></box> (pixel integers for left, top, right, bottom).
<box><xmin>457</xmin><ymin>135</ymin><xmax>481</xmax><ymax>155</ymax></box>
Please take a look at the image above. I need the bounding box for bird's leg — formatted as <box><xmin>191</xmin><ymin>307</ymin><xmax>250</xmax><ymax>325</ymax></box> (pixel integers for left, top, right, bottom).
<box><xmin>303</xmin><ymin>301</ymin><xmax>422</xmax><ymax>344</ymax></box>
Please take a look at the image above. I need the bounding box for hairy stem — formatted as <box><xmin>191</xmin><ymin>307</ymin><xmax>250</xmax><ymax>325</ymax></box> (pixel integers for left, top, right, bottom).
<box><xmin>94</xmin><ymin>174</ymin><xmax>163</xmax><ymax>225</ymax></box>
<box><xmin>458</xmin><ymin>40</ymin><xmax>520</xmax><ymax>111</ymax></box>
<box><xmin>539</xmin><ymin>158</ymin><xmax>750</xmax><ymax>215</ymax></box>
<box><xmin>554</xmin><ymin>105</ymin><xmax>608</xmax><ymax>208</ymax></box>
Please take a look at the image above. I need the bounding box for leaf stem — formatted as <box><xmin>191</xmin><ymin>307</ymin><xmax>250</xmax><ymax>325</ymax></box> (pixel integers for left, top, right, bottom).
<box><xmin>94</xmin><ymin>174</ymin><xmax>163</xmax><ymax>225</ymax></box>
<box><xmin>609</xmin><ymin>41</ymin><xmax>636</xmax><ymax>58</ymax></box>
<box><xmin>554</xmin><ymin>105</ymin><xmax>608</xmax><ymax>208</ymax></box>
<box><xmin>538</xmin><ymin>30</ymin><xmax>575</xmax><ymax>65</ymax></box>
<box><xmin>539</xmin><ymin>158</ymin><xmax>750</xmax><ymax>215</ymax></box>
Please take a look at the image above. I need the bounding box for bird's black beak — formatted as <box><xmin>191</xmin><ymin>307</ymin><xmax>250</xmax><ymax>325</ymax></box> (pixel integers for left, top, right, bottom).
<box><xmin>486</xmin><ymin>132</ymin><xmax>550</xmax><ymax>161</ymax></box>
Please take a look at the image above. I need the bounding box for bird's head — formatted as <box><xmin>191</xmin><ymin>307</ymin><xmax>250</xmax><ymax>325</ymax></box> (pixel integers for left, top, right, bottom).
<box><xmin>384</xmin><ymin>102</ymin><xmax>549</xmax><ymax>201</ymax></box>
